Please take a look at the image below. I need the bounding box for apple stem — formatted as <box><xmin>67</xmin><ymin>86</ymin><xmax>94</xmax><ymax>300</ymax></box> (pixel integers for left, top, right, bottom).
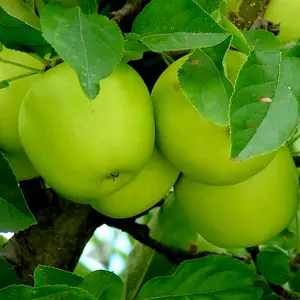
<box><xmin>161</xmin><ymin>54</ymin><xmax>171</xmax><ymax>66</ymax></box>
<box><xmin>27</xmin><ymin>53</ymin><xmax>50</xmax><ymax>67</ymax></box>
<box><xmin>0</xmin><ymin>58</ymin><xmax>44</xmax><ymax>73</ymax></box>
<box><xmin>160</xmin><ymin>52</ymin><xmax>175</xmax><ymax>66</ymax></box>
<box><xmin>2</xmin><ymin>71</ymin><xmax>41</xmax><ymax>84</ymax></box>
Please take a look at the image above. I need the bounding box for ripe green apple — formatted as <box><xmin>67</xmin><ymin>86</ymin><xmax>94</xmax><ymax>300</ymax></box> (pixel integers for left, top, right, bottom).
<box><xmin>19</xmin><ymin>62</ymin><xmax>155</xmax><ymax>203</ymax></box>
<box><xmin>149</xmin><ymin>192</ymin><xmax>225</xmax><ymax>253</ymax></box>
<box><xmin>226</xmin><ymin>0</ymin><xmax>241</xmax><ymax>13</ymax></box>
<box><xmin>151</xmin><ymin>50</ymin><xmax>275</xmax><ymax>186</ymax></box>
<box><xmin>0</xmin><ymin>47</ymin><xmax>44</xmax><ymax>181</ymax></box>
<box><xmin>223</xmin><ymin>49</ymin><xmax>247</xmax><ymax>86</ymax></box>
<box><xmin>264</xmin><ymin>0</ymin><xmax>300</xmax><ymax>43</ymax></box>
<box><xmin>91</xmin><ymin>147</ymin><xmax>180</xmax><ymax>218</ymax></box>
<box><xmin>174</xmin><ymin>146</ymin><xmax>299</xmax><ymax>249</ymax></box>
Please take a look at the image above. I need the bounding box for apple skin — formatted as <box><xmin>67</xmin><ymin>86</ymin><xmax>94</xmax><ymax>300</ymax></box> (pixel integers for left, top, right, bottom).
<box><xmin>151</xmin><ymin>51</ymin><xmax>275</xmax><ymax>186</ymax></box>
<box><xmin>223</xmin><ymin>49</ymin><xmax>247</xmax><ymax>86</ymax></box>
<box><xmin>19</xmin><ymin>62</ymin><xmax>155</xmax><ymax>203</ymax></box>
<box><xmin>150</xmin><ymin>193</ymin><xmax>225</xmax><ymax>253</ymax></box>
<box><xmin>174</xmin><ymin>146</ymin><xmax>299</xmax><ymax>249</ymax></box>
<box><xmin>0</xmin><ymin>47</ymin><xmax>44</xmax><ymax>181</ymax></box>
<box><xmin>264</xmin><ymin>0</ymin><xmax>300</xmax><ymax>43</ymax></box>
<box><xmin>226</xmin><ymin>0</ymin><xmax>241</xmax><ymax>13</ymax></box>
<box><xmin>91</xmin><ymin>147</ymin><xmax>180</xmax><ymax>218</ymax></box>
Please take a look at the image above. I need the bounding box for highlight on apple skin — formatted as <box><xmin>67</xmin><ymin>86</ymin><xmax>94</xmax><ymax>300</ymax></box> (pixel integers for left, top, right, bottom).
<box><xmin>174</xmin><ymin>146</ymin><xmax>299</xmax><ymax>249</ymax></box>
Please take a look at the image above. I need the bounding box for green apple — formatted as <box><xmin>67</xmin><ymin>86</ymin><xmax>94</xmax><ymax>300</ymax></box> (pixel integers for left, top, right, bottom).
<box><xmin>149</xmin><ymin>192</ymin><xmax>224</xmax><ymax>253</ymax></box>
<box><xmin>0</xmin><ymin>47</ymin><xmax>44</xmax><ymax>181</ymax></box>
<box><xmin>19</xmin><ymin>62</ymin><xmax>155</xmax><ymax>203</ymax></box>
<box><xmin>174</xmin><ymin>146</ymin><xmax>299</xmax><ymax>249</ymax></box>
<box><xmin>223</xmin><ymin>49</ymin><xmax>247</xmax><ymax>86</ymax></box>
<box><xmin>264</xmin><ymin>0</ymin><xmax>300</xmax><ymax>44</ymax></box>
<box><xmin>226</xmin><ymin>0</ymin><xmax>241</xmax><ymax>13</ymax></box>
<box><xmin>91</xmin><ymin>147</ymin><xmax>180</xmax><ymax>218</ymax></box>
<box><xmin>151</xmin><ymin>50</ymin><xmax>275</xmax><ymax>186</ymax></box>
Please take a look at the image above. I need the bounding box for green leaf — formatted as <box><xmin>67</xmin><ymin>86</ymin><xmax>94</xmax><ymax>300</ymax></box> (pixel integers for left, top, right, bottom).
<box><xmin>122</xmin><ymin>33</ymin><xmax>149</xmax><ymax>63</ymax></box>
<box><xmin>0</xmin><ymin>0</ymin><xmax>41</xmax><ymax>30</ymax></box>
<box><xmin>124</xmin><ymin>194</ymin><xmax>224</xmax><ymax>300</ymax></box>
<box><xmin>132</xmin><ymin>0</ymin><xmax>229</xmax><ymax>52</ymax></box>
<box><xmin>0</xmin><ymin>258</ymin><xmax>22</xmax><ymax>289</ymax></box>
<box><xmin>0</xmin><ymin>234</ymin><xmax>7</xmax><ymax>247</ymax></box>
<box><xmin>178</xmin><ymin>37</ymin><xmax>233</xmax><ymax>126</ymax></box>
<box><xmin>24</xmin><ymin>0</ymin><xmax>35</xmax><ymax>10</ymax></box>
<box><xmin>193</xmin><ymin>0</ymin><xmax>222</xmax><ymax>14</ymax></box>
<box><xmin>242</xmin><ymin>30</ymin><xmax>281</xmax><ymax>50</ymax></box>
<box><xmin>79</xmin><ymin>270</ymin><xmax>123</xmax><ymax>300</ymax></box>
<box><xmin>34</xmin><ymin>266</ymin><xmax>84</xmax><ymax>287</ymax></box>
<box><xmin>124</xmin><ymin>242</ymin><xmax>177</xmax><ymax>300</ymax></box>
<box><xmin>257</xmin><ymin>247</ymin><xmax>290</xmax><ymax>286</ymax></box>
<box><xmin>35</xmin><ymin>0</ymin><xmax>46</xmax><ymax>16</ymax></box>
<box><xmin>136</xmin><ymin>255</ymin><xmax>262</xmax><ymax>300</ymax></box>
<box><xmin>220</xmin><ymin>15</ymin><xmax>250</xmax><ymax>55</ymax></box>
<box><xmin>265</xmin><ymin>226</ymin><xmax>297</xmax><ymax>251</ymax></box>
<box><xmin>74</xmin><ymin>261</ymin><xmax>92</xmax><ymax>278</ymax></box>
<box><xmin>281</xmin><ymin>39</ymin><xmax>300</xmax><ymax>58</ymax></box>
<box><xmin>0</xmin><ymin>7</ymin><xmax>51</xmax><ymax>56</ymax></box>
<box><xmin>0</xmin><ymin>152</ymin><xmax>36</xmax><ymax>232</ymax></box>
<box><xmin>41</xmin><ymin>2</ymin><xmax>124</xmax><ymax>100</ymax></box>
<box><xmin>262</xmin><ymin>294</ymin><xmax>281</xmax><ymax>300</ymax></box>
<box><xmin>79</xmin><ymin>0</ymin><xmax>97</xmax><ymax>15</ymax></box>
<box><xmin>230</xmin><ymin>30</ymin><xmax>300</xmax><ymax>161</ymax></box>
<box><xmin>0</xmin><ymin>284</ymin><xmax>96</xmax><ymax>299</ymax></box>
<box><xmin>290</xmin><ymin>268</ymin><xmax>300</xmax><ymax>292</ymax></box>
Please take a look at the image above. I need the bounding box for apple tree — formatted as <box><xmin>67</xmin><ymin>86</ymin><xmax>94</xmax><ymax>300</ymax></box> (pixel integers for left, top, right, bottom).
<box><xmin>1</xmin><ymin>0</ymin><xmax>300</xmax><ymax>299</ymax></box>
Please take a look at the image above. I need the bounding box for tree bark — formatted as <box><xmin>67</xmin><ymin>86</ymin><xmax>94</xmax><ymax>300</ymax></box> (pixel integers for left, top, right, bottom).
<box><xmin>0</xmin><ymin>179</ymin><xmax>103</xmax><ymax>285</ymax></box>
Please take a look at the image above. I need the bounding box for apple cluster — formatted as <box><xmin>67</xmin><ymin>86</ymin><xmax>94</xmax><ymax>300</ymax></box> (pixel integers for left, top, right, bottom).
<box><xmin>0</xmin><ymin>41</ymin><xmax>299</xmax><ymax>250</ymax></box>
<box><xmin>151</xmin><ymin>52</ymin><xmax>299</xmax><ymax>249</ymax></box>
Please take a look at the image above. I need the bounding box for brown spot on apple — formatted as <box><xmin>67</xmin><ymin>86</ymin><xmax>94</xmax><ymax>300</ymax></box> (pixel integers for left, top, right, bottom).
<box><xmin>173</xmin><ymin>80</ymin><xmax>181</xmax><ymax>91</ymax></box>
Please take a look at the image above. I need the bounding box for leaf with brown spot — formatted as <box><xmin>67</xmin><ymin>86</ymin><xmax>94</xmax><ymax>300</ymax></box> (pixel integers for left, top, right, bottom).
<box><xmin>230</xmin><ymin>31</ymin><xmax>300</xmax><ymax>161</ymax></box>
<box><xmin>259</xmin><ymin>97</ymin><xmax>272</xmax><ymax>103</ymax></box>
<box><xmin>190</xmin><ymin>59</ymin><xmax>200</xmax><ymax>65</ymax></box>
